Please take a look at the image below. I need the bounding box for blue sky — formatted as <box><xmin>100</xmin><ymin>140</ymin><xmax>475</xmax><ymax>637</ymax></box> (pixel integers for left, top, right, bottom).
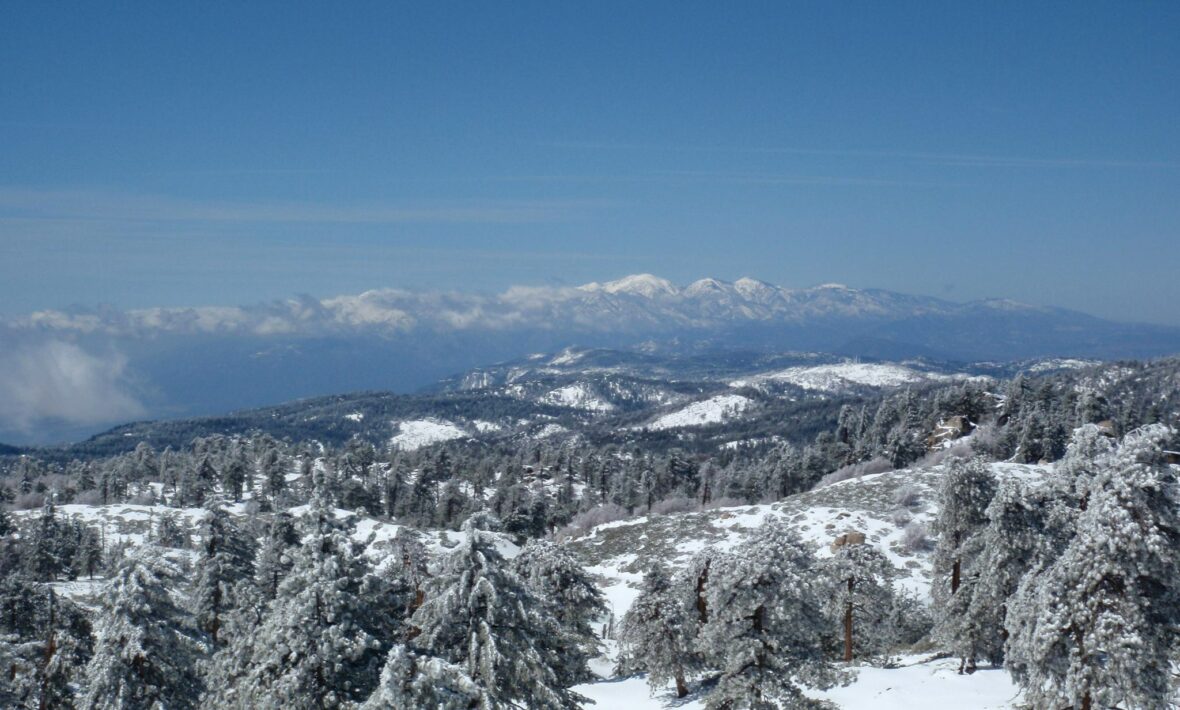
<box><xmin>2</xmin><ymin>1</ymin><xmax>1178</xmax><ymax>323</ymax></box>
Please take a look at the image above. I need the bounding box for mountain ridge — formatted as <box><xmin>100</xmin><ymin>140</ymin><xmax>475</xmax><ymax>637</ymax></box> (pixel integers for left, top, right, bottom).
<box><xmin>3</xmin><ymin>275</ymin><xmax>1178</xmax><ymax>445</ymax></box>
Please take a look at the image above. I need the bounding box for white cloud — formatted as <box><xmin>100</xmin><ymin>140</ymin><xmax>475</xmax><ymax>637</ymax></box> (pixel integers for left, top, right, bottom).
<box><xmin>0</xmin><ymin>339</ymin><xmax>146</xmax><ymax>432</ymax></box>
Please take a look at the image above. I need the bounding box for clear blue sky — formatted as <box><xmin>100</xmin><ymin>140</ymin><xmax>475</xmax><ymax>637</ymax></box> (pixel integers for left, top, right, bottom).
<box><xmin>2</xmin><ymin>1</ymin><xmax>1178</xmax><ymax>323</ymax></box>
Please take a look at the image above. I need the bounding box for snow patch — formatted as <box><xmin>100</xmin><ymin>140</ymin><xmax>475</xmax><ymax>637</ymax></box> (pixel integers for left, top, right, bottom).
<box><xmin>645</xmin><ymin>394</ymin><xmax>751</xmax><ymax>430</ymax></box>
<box><xmin>389</xmin><ymin>419</ymin><xmax>467</xmax><ymax>451</ymax></box>
<box><xmin>542</xmin><ymin>383</ymin><xmax>615</xmax><ymax>412</ymax></box>
<box><xmin>731</xmin><ymin>362</ymin><xmax>958</xmax><ymax>392</ymax></box>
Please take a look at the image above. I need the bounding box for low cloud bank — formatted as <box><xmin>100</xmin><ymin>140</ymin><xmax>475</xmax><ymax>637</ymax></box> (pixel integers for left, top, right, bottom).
<box><xmin>0</xmin><ymin>337</ymin><xmax>146</xmax><ymax>435</ymax></box>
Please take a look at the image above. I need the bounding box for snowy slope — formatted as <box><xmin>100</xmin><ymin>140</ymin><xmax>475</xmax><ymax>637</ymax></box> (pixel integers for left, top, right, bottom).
<box><xmin>389</xmin><ymin>419</ymin><xmax>468</xmax><ymax>450</ymax></box>
<box><xmin>729</xmin><ymin>362</ymin><xmax>958</xmax><ymax>392</ymax></box>
<box><xmin>644</xmin><ymin>394</ymin><xmax>752</xmax><ymax>430</ymax></box>
<box><xmin>567</xmin><ymin>461</ymin><xmax>1051</xmax><ymax>708</ymax></box>
<box><xmin>542</xmin><ymin>383</ymin><xmax>616</xmax><ymax>412</ymax></box>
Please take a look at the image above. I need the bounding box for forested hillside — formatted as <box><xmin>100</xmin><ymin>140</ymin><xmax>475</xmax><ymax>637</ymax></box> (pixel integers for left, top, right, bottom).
<box><xmin>1</xmin><ymin>354</ymin><xmax>1178</xmax><ymax>707</ymax></box>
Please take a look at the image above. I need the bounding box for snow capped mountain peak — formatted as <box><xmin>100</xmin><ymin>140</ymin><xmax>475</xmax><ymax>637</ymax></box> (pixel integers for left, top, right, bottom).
<box><xmin>684</xmin><ymin>277</ymin><xmax>732</xmax><ymax>296</ymax></box>
<box><xmin>733</xmin><ymin>277</ymin><xmax>778</xmax><ymax>300</ymax></box>
<box><xmin>595</xmin><ymin>273</ymin><xmax>680</xmax><ymax>297</ymax></box>
<box><xmin>813</xmin><ymin>282</ymin><xmax>853</xmax><ymax>291</ymax></box>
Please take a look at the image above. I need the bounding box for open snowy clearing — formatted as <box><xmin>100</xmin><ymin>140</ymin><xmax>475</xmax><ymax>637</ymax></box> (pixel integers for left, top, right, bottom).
<box><xmin>567</xmin><ymin>461</ymin><xmax>1055</xmax><ymax>708</ymax></box>
<box><xmin>543</xmin><ymin>383</ymin><xmax>616</xmax><ymax>412</ymax></box>
<box><xmin>388</xmin><ymin>419</ymin><xmax>467</xmax><ymax>450</ymax></box>
<box><xmin>729</xmin><ymin>362</ymin><xmax>966</xmax><ymax>392</ymax></box>
<box><xmin>643</xmin><ymin>394</ymin><xmax>752</xmax><ymax>430</ymax></box>
<box><xmin>575</xmin><ymin>655</ymin><xmax>1022</xmax><ymax>709</ymax></box>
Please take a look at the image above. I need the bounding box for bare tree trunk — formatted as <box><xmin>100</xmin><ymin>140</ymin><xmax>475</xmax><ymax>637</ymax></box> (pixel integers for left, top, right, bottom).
<box><xmin>951</xmin><ymin>532</ymin><xmax>962</xmax><ymax>594</ymax></box>
<box><xmin>675</xmin><ymin>672</ymin><xmax>688</xmax><ymax>699</ymax></box>
<box><xmin>843</xmin><ymin>575</ymin><xmax>854</xmax><ymax>662</ymax></box>
<box><xmin>695</xmin><ymin>560</ymin><xmax>711</xmax><ymax>624</ymax></box>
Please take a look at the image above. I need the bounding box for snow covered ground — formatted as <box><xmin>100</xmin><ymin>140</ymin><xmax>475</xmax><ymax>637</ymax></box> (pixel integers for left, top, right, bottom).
<box><xmin>576</xmin><ymin>656</ymin><xmax>1021</xmax><ymax>709</ymax></box>
<box><xmin>542</xmin><ymin>383</ymin><xmax>616</xmax><ymax>412</ymax></box>
<box><xmin>568</xmin><ymin>461</ymin><xmax>1053</xmax><ymax>708</ymax></box>
<box><xmin>644</xmin><ymin>394</ymin><xmax>751</xmax><ymax>430</ymax></box>
<box><xmin>388</xmin><ymin>419</ymin><xmax>467</xmax><ymax>450</ymax></box>
<box><xmin>730</xmin><ymin>362</ymin><xmax>965</xmax><ymax>392</ymax></box>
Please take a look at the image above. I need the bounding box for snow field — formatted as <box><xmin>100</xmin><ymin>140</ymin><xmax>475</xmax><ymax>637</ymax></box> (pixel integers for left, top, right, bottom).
<box><xmin>644</xmin><ymin>394</ymin><xmax>751</xmax><ymax>430</ymax></box>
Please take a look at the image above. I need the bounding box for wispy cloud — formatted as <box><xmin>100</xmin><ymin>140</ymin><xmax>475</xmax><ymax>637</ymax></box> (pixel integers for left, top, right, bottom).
<box><xmin>0</xmin><ymin>188</ymin><xmax>604</xmax><ymax>225</ymax></box>
<box><xmin>542</xmin><ymin>141</ymin><xmax>1180</xmax><ymax>170</ymax></box>
<box><xmin>480</xmin><ymin>170</ymin><xmax>946</xmax><ymax>187</ymax></box>
<box><xmin>0</xmin><ymin>337</ymin><xmax>146</xmax><ymax>432</ymax></box>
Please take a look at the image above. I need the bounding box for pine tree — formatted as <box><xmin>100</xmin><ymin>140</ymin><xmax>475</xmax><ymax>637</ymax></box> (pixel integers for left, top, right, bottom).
<box><xmin>411</xmin><ymin>513</ymin><xmax>584</xmax><ymax>709</ymax></box>
<box><xmin>822</xmin><ymin>543</ymin><xmax>900</xmax><ymax>663</ymax></box>
<box><xmin>253</xmin><ymin>513</ymin><xmax>298</xmax><ymax>603</ymax></box>
<box><xmin>512</xmin><ymin>539</ymin><xmax>607</xmax><ymax>685</ymax></box>
<box><xmin>81</xmin><ymin>549</ymin><xmax>205</xmax><ymax>710</ymax></box>
<box><xmin>617</xmin><ymin>561</ymin><xmax>702</xmax><ymax>698</ymax></box>
<box><xmin>1005</xmin><ymin>425</ymin><xmax>1180</xmax><ymax>710</ymax></box>
<box><xmin>191</xmin><ymin>498</ymin><xmax>256</xmax><ymax>645</ymax></box>
<box><xmin>362</xmin><ymin>644</ymin><xmax>482</xmax><ymax>709</ymax></box>
<box><xmin>701</xmin><ymin>518</ymin><xmax>841</xmax><ymax>709</ymax></box>
<box><xmin>931</xmin><ymin>457</ymin><xmax>997</xmax><ymax>672</ymax></box>
<box><xmin>207</xmin><ymin>483</ymin><xmax>381</xmax><ymax>709</ymax></box>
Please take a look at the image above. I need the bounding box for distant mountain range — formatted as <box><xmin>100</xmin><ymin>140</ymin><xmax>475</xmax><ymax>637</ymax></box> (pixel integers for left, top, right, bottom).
<box><xmin>3</xmin><ymin>275</ymin><xmax>1179</xmax><ymax>444</ymax></box>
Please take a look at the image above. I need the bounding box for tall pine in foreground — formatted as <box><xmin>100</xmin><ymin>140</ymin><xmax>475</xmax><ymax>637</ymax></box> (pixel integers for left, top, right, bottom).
<box><xmin>931</xmin><ymin>457</ymin><xmax>997</xmax><ymax>671</ymax></box>
<box><xmin>1005</xmin><ymin>425</ymin><xmax>1180</xmax><ymax>710</ymax></box>
<box><xmin>206</xmin><ymin>479</ymin><xmax>380</xmax><ymax>709</ymax></box>
<box><xmin>191</xmin><ymin>497</ymin><xmax>256</xmax><ymax>645</ymax></box>
<box><xmin>821</xmin><ymin>543</ymin><xmax>900</xmax><ymax>663</ymax></box>
<box><xmin>81</xmin><ymin>549</ymin><xmax>205</xmax><ymax>710</ymax></box>
<box><xmin>512</xmin><ymin>539</ymin><xmax>607</xmax><ymax>686</ymax></box>
<box><xmin>617</xmin><ymin>562</ymin><xmax>701</xmax><ymax>698</ymax></box>
<box><xmin>701</xmin><ymin>518</ymin><xmax>842</xmax><ymax>709</ymax></box>
<box><xmin>411</xmin><ymin>513</ymin><xmax>585</xmax><ymax>709</ymax></box>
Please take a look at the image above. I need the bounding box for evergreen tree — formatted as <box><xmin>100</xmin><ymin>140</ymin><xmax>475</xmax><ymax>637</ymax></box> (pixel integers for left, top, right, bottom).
<box><xmin>1005</xmin><ymin>426</ymin><xmax>1180</xmax><ymax>710</ymax></box>
<box><xmin>512</xmin><ymin>539</ymin><xmax>607</xmax><ymax>685</ymax></box>
<box><xmin>411</xmin><ymin>513</ymin><xmax>584</xmax><ymax>709</ymax></box>
<box><xmin>931</xmin><ymin>457</ymin><xmax>997</xmax><ymax>672</ymax></box>
<box><xmin>81</xmin><ymin>549</ymin><xmax>205</xmax><ymax>710</ymax></box>
<box><xmin>362</xmin><ymin>645</ymin><xmax>482</xmax><ymax>710</ymax></box>
<box><xmin>822</xmin><ymin>543</ymin><xmax>900</xmax><ymax>663</ymax></box>
<box><xmin>617</xmin><ymin>561</ymin><xmax>702</xmax><ymax>698</ymax></box>
<box><xmin>253</xmin><ymin>513</ymin><xmax>298</xmax><ymax>603</ymax></box>
<box><xmin>701</xmin><ymin>519</ymin><xmax>841</xmax><ymax>709</ymax></box>
<box><xmin>208</xmin><ymin>482</ymin><xmax>381</xmax><ymax>709</ymax></box>
<box><xmin>191</xmin><ymin>498</ymin><xmax>256</xmax><ymax>645</ymax></box>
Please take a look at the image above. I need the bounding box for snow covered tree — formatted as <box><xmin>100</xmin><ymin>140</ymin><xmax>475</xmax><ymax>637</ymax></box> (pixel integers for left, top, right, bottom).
<box><xmin>207</xmin><ymin>481</ymin><xmax>381</xmax><ymax>709</ymax></box>
<box><xmin>701</xmin><ymin>518</ymin><xmax>842</xmax><ymax>709</ymax></box>
<box><xmin>411</xmin><ymin>513</ymin><xmax>584</xmax><ymax>709</ymax></box>
<box><xmin>931</xmin><ymin>457</ymin><xmax>996</xmax><ymax>671</ymax></box>
<box><xmin>253</xmin><ymin>513</ymin><xmax>298</xmax><ymax>603</ymax></box>
<box><xmin>821</xmin><ymin>543</ymin><xmax>900</xmax><ymax>663</ymax></box>
<box><xmin>512</xmin><ymin>539</ymin><xmax>607</xmax><ymax>685</ymax></box>
<box><xmin>617</xmin><ymin>562</ymin><xmax>701</xmax><ymax>698</ymax></box>
<box><xmin>362</xmin><ymin>644</ymin><xmax>482</xmax><ymax>709</ymax></box>
<box><xmin>961</xmin><ymin>477</ymin><xmax>1072</xmax><ymax>670</ymax></box>
<box><xmin>81</xmin><ymin>549</ymin><xmax>205</xmax><ymax>710</ymax></box>
<box><xmin>1005</xmin><ymin>425</ymin><xmax>1180</xmax><ymax>710</ymax></box>
<box><xmin>0</xmin><ymin>578</ymin><xmax>93</xmax><ymax>710</ymax></box>
<box><xmin>191</xmin><ymin>498</ymin><xmax>256</xmax><ymax>645</ymax></box>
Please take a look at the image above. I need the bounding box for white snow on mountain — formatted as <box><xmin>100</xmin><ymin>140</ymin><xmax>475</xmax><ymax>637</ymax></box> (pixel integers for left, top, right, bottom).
<box><xmin>731</xmin><ymin>362</ymin><xmax>958</xmax><ymax>392</ymax></box>
<box><xmin>645</xmin><ymin>393</ymin><xmax>751</xmax><ymax>430</ymax></box>
<box><xmin>1025</xmin><ymin>358</ymin><xmax>1100</xmax><ymax>373</ymax></box>
<box><xmin>582</xmin><ymin>273</ymin><xmax>680</xmax><ymax>298</ymax></box>
<box><xmin>388</xmin><ymin>419</ymin><xmax>467</xmax><ymax>450</ymax></box>
<box><xmin>8</xmin><ymin>274</ymin><xmax>972</xmax><ymax>337</ymax></box>
<box><xmin>542</xmin><ymin>383</ymin><xmax>615</xmax><ymax>412</ymax></box>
